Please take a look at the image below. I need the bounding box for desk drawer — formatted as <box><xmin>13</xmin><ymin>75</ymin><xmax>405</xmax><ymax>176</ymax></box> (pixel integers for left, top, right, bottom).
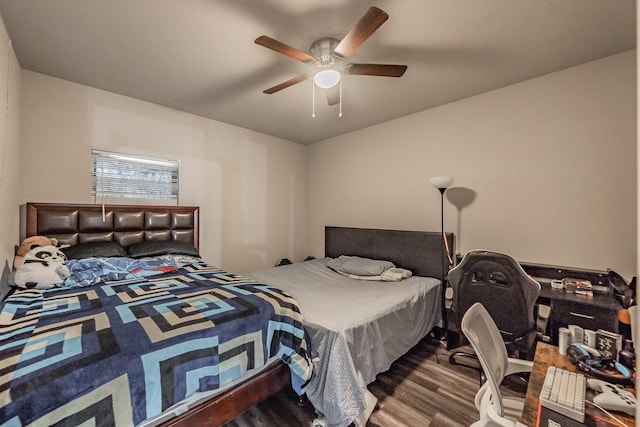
<box><xmin>551</xmin><ymin>300</ymin><xmax>618</xmax><ymax>333</ymax></box>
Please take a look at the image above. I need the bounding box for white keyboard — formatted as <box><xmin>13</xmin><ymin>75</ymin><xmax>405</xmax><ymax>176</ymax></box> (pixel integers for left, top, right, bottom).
<box><xmin>539</xmin><ymin>366</ymin><xmax>586</xmax><ymax>423</ymax></box>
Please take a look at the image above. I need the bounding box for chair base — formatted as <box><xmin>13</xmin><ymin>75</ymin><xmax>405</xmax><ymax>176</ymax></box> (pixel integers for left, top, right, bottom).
<box><xmin>449</xmin><ymin>349</ymin><xmax>481</xmax><ymax>369</ymax></box>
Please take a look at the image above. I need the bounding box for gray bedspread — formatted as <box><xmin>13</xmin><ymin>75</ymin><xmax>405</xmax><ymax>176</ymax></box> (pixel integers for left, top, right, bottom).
<box><xmin>248</xmin><ymin>258</ymin><xmax>442</xmax><ymax>427</ymax></box>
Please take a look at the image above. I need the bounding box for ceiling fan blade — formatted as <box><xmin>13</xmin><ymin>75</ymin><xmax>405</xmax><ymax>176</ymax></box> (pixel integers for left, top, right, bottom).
<box><xmin>345</xmin><ymin>63</ymin><xmax>407</xmax><ymax>77</ymax></box>
<box><xmin>263</xmin><ymin>74</ymin><xmax>311</xmax><ymax>94</ymax></box>
<box><xmin>326</xmin><ymin>85</ymin><xmax>340</xmax><ymax>106</ymax></box>
<box><xmin>255</xmin><ymin>36</ymin><xmax>315</xmax><ymax>63</ymax></box>
<box><xmin>334</xmin><ymin>7</ymin><xmax>389</xmax><ymax>58</ymax></box>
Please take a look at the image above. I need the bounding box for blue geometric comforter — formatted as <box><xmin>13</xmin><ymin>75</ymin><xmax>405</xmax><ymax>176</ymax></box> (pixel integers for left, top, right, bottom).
<box><xmin>0</xmin><ymin>262</ymin><xmax>313</xmax><ymax>426</ymax></box>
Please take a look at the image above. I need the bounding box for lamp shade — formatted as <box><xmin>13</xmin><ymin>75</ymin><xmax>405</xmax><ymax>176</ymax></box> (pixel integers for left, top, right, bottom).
<box><xmin>314</xmin><ymin>70</ymin><xmax>340</xmax><ymax>89</ymax></box>
<box><xmin>429</xmin><ymin>176</ymin><xmax>454</xmax><ymax>189</ymax></box>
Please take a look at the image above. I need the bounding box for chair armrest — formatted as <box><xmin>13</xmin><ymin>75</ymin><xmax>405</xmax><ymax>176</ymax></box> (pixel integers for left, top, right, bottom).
<box><xmin>505</xmin><ymin>357</ymin><xmax>533</xmax><ymax>376</ymax></box>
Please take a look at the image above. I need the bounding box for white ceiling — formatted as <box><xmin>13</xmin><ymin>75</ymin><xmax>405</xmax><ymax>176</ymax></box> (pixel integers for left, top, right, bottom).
<box><xmin>0</xmin><ymin>0</ymin><xmax>634</xmax><ymax>144</ymax></box>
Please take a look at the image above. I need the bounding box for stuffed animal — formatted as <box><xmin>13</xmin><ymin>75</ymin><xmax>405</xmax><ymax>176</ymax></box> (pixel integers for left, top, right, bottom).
<box><xmin>14</xmin><ymin>236</ymin><xmax>59</xmax><ymax>270</ymax></box>
<box><xmin>13</xmin><ymin>245</ymin><xmax>70</xmax><ymax>289</ymax></box>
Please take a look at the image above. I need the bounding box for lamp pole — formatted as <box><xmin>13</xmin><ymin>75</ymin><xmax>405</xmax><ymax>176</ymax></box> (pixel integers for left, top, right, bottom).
<box><xmin>438</xmin><ymin>186</ymin><xmax>447</xmax><ymax>333</ymax></box>
<box><xmin>430</xmin><ymin>176</ymin><xmax>454</xmax><ymax>342</ymax></box>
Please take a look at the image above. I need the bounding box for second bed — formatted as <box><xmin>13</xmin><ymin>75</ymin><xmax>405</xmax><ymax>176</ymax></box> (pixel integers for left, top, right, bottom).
<box><xmin>248</xmin><ymin>226</ymin><xmax>454</xmax><ymax>427</ymax></box>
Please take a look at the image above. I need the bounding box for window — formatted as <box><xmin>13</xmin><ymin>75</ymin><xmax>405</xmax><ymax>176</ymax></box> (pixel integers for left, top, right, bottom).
<box><xmin>91</xmin><ymin>149</ymin><xmax>179</xmax><ymax>204</ymax></box>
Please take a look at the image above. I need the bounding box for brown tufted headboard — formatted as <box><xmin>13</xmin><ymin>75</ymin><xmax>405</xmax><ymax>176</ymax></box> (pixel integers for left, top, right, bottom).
<box><xmin>24</xmin><ymin>203</ymin><xmax>199</xmax><ymax>250</ymax></box>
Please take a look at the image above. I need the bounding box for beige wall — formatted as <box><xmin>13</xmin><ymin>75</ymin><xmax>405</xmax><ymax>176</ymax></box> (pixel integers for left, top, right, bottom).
<box><xmin>308</xmin><ymin>51</ymin><xmax>637</xmax><ymax>280</ymax></box>
<box><xmin>3</xmin><ymin>45</ymin><xmax>638</xmax><ymax>281</ymax></box>
<box><xmin>18</xmin><ymin>71</ymin><xmax>308</xmax><ymax>273</ymax></box>
<box><xmin>0</xmin><ymin>21</ymin><xmax>21</xmax><ymax>292</ymax></box>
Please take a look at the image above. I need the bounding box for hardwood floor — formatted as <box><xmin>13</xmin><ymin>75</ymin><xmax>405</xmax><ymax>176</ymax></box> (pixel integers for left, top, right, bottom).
<box><xmin>223</xmin><ymin>336</ymin><xmax>527</xmax><ymax>426</ymax></box>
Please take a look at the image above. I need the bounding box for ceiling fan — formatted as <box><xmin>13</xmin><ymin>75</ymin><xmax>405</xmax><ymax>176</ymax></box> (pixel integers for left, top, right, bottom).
<box><xmin>255</xmin><ymin>6</ymin><xmax>407</xmax><ymax>106</ymax></box>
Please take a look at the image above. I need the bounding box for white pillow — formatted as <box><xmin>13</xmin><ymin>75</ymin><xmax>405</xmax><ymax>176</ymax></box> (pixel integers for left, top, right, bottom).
<box><xmin>14</xmin><ymin>245</ymin><xmax>70</xmax><ymax>289</ymax></box>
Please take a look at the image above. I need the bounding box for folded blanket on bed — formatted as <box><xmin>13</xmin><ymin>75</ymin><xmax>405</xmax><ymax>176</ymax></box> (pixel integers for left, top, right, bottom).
<box><xmin>64</xmin><ymin>257</ymin><xmax>178</xmax><ymax>287</ymax></box>
<box><xmin>380</xmin><ymin>267</ymin><xmax>413</xmax><ymax>281</ymax></box>
<box><xmin>337</xmin><ymin>267</ymin><xmax>412</xmax><ymax>282</ymax></box>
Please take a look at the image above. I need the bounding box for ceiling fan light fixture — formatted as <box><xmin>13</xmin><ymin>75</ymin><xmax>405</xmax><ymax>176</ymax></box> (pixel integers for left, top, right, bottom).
<box><xmin>314</xmin><ymin>69</ymin><xmax>340</xmax><ymax>89</ymax></box>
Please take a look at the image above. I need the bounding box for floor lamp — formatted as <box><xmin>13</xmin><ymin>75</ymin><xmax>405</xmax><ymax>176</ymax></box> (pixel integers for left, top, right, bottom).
<box><xmin>430</xmin><ymin>175</ymin><xmax>454</xmax><ymax>341</ymax></box>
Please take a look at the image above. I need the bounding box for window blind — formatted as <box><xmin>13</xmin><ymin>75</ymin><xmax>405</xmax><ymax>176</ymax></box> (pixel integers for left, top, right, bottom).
<box><xmin>91</xmin><ymin>149</ymin><xmax>179</xmax><ymax>204</ymax></box>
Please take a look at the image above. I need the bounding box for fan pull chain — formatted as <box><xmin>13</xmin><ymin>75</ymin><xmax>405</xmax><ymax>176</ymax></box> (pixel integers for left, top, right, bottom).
<box><xmin>312</xmin><ymin>77</ymin><xmax>344</xmax><ymax>118</ymax></box>
<box><xmin>339</xmin><ymin>79</ymin><xmax>342</xmax><ymax>117</ymax></box>
<box><xmin>311</xmin><ymin>81</ymin><xmax>316</xmax><ymax>118</ymax></box>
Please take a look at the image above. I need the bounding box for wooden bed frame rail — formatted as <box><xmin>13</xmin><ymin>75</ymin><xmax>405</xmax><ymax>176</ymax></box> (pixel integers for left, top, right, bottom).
<box><xmin>160</xmin><ymin>363</ymin><xmax>290</xmax><ymax>427</ymax></box>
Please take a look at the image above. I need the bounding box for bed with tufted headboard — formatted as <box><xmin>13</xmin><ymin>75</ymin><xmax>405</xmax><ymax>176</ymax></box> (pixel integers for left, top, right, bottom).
<box><xmin>2</xmin><ymin>202</ymin><xmax>312</xmax><ymax>427</ymax></box>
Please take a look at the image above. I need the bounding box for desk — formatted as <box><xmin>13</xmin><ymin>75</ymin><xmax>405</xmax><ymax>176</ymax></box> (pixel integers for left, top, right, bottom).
<box><xmin>537</xmin><ymin>285</ymin><xmax>622</xmax><ymax>344</ymax></box>
<box><xmin>520</xmin><ymin>263</ymin><xmax>623</xmax><ymax>344</ymax></box>
<box><xmin>521</xmin><ymin>342</ymin><xmax>635</xmax><ymax>426</ymax></box>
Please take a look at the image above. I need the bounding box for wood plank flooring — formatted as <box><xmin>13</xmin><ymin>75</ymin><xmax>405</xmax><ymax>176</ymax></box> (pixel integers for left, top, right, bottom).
<box><xmin>223</xmin><ymin>336</ymin><xmax>527</xmax><ymax>426</ymax></box>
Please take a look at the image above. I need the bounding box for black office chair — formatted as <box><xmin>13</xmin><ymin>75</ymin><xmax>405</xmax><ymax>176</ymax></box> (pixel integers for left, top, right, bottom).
<box><xmin>448</xmin><ymin>249</ymin><xmax>542</xmax><ymax>368</ymax></box>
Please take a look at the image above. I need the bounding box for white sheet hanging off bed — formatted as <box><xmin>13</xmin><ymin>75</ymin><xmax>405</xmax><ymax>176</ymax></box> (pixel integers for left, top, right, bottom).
<box><xmin>248</xmin><ymin>258</ymin><xmax>442</xmax><ymax>427</ymax></box>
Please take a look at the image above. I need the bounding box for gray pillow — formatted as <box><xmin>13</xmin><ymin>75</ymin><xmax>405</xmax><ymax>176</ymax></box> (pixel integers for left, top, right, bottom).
<box><xmin>327</xmin><ymin>255</ymin><xmax>395</xmax><ymax>276</ymax></box>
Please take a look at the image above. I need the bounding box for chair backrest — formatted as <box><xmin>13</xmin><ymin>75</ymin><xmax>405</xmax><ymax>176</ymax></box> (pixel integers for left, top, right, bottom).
<box><xmin>449</xmin><ymin>250</ymin><xmax>540</xmax><ymax>341</ymax></box>
<box><xmin>462</xmin><ymin>302</ymin><xmax>510</xmax><ymax>417</ymax></box>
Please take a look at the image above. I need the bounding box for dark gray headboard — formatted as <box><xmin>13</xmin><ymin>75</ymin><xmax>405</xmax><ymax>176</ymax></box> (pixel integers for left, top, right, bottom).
<box><xmin>325</xmin><ymin>226</ymin><xmax>455</xmax><ymax>278</ymax></box>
